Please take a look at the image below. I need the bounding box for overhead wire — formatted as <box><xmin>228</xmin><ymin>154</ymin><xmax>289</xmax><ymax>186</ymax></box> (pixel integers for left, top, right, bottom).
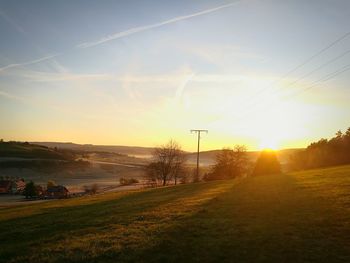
<box><xmin>234</xmin><ymin>30</ymin><xmax>350</xmax><ymax>121</ymax></box>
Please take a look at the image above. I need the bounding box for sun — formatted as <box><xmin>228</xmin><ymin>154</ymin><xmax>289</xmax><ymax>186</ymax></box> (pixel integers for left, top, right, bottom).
<box><xmin>259</xmin><ymin>138</ymin><xmax>279</xmax><ymax>151</ymax></box>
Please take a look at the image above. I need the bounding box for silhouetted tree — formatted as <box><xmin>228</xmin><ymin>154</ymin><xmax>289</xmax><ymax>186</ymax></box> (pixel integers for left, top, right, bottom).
<box><xmin>290</xmin><ymin>128</ymin><xmax>350</xmax><ymax>170</ymax></box>
<box><xmin>145</xmin><ymin>140</ymin><xmax>186</xmax><ymax>186</ymax></box>
<box><xmin>23</xmin><ymin>181</ymin><xmax>37</xmax><ymax>199</ymax></box>
<box><xmin>252</xmin><ymin>150</ymin><xmax>281</xmax><ymax>176</ymax></box>
<box><xmin>205</xmin><ymin>145</ymin><xmax>248</xmax><ymax>181</ymax></box>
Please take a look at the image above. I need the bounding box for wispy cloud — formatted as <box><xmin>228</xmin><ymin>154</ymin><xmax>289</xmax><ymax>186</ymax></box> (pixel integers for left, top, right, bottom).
<box><xmin>11</xmin><ymin>69</ymin><xmax>257</xmax><ymax>84</ymax></box>
<box><xmin>0</xmin><ymin>54</ymin><xmax>60</xmax><ymax>73</ymax></box>
<box><xmin>0</xmin><ymin>88</ymin><xmax>96</xmax><ymax>118</ymax></box>
<box><xmin>0</xmin><ymin>90</ymin><xmax>27</xmax><ymax>102</ymax></box>
<box><xmin>182</xmin><ymin>44</ymin><xmax>264</xmax><ymax>64</ymax></box>
<box><xmin>77</xmin><ymin>2</ymin><xmax>240</xmax><ymax>48</ymax></box>
<box><xmin>0</xmin><ymin>2</ymin><xmax>239</xmax><ymax>73</ymax></box>
<box><xmin>0</xmin><ymin>10</ymin><xmax>61</xmax><ymax>73</ymax></box>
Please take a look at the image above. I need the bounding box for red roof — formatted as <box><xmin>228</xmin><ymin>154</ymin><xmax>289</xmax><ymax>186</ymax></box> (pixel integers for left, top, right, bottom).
<box><xmin>0</xmin><ymin>180</ymin><xmax>11</xmax><ymax>187</ymax></box>
<box><xmin>0</xmin><ymin>180</ymin><xmax>12</xmax><ymax>191</ymax></box>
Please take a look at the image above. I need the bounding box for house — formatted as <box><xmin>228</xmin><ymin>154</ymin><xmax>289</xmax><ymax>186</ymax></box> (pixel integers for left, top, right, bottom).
<box><xmin>11</xmin><ymin>179</ymin><xmax>26</xmax><ymax>194</ymax></box>
<box><xmin>36</xmin><ymin>185</ymin><xmax>45</xmax><ymax>197</ymax></box>
<box><xmin>46</xmin><ymin>185</ymin><xmax>69</xmax><ymax>198</ymax></box>
<box><xmin>0</xmin><ymin>179</ymin><xmax>26</xmax><ymax>194</ymax></box>
<box><xmin>0</xmin><ymin>180</ymin><xmax>12</xmax><ymax>194</ymax></box>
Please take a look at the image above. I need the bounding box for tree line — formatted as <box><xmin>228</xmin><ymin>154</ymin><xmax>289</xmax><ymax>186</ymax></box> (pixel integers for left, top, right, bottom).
<box><xmin>145</xmin><ymin>140</ymin><xmax>281</xmax><ymax>186</ymax></box>
<box><xmin>290</xmin><ymin>128</ymin><xmax>350</xmax><ymax>170</ymax></box>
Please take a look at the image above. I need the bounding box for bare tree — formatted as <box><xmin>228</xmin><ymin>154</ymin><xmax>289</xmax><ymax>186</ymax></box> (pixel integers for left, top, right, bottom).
<box><xmin>146</xmin><ymin>140</ymin><xmax>186</xmax><ymax>186</ymax></box>
<box><xmin>204</xmin><ymin>145</ymin><xmax>248</xmax><ymax>181</ymax></box>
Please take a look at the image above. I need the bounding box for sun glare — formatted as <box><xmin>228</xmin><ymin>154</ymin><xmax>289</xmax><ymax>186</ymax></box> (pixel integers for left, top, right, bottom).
<box><xmin>259</xmin><ymin>138</ymin><xmax>279</xmax><ymax>151</ymax></box>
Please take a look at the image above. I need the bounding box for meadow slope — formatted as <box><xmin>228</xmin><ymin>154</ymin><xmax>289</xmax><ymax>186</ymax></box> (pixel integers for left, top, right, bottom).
<box><xmin>1</xmin><ymin>166</ymin><xmax>350</xmax><ymax>262</ymax></box>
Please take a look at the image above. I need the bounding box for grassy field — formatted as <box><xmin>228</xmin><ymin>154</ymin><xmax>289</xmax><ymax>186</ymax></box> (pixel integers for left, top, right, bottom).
<box><xmin>1</xmin><ymin>166</ymin><xmax>350</xmax><ymax>262</ymax></box>
<box><xmin>0</xmin><ymin>141</ymin><xmax>71</xmax><ymax>160</ymax></box>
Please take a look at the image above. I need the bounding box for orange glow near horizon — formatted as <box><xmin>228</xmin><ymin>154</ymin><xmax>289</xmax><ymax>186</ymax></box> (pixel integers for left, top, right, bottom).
<box><xmin>0</xmin><ymin>73</ymin><xmax>344</xmax><ymax>152</ymax></box>
<box><xmin>1</xmin><ymin>1</ymin><xmax>349</xmax><ymax>155</ymax></box>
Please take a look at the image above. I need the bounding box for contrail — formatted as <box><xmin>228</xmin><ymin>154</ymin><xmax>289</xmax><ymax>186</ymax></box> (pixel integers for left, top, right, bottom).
<box><xmin>0</xmin><ymin>2</ymin><xmax>239</xmax><ymax>72</ymax></box>
<box><xmin>0</xmin><ymin>54</ymin><xmax>59</xmax><ymax>72</ymax></box>
<box><xmin>77</xmin><ymin>2</ymin><xmax>239</xmax><ymax>48</ymax></box>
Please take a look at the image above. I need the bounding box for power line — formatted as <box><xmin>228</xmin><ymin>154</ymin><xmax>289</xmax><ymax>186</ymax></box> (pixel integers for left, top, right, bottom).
<box><xmin>282</xmin><ymin>48</ymin><xmax>350</xmax><ymax>89</ymax></box>
<box><xmin>263</xmin><ymin>48</ymin><xmax>350</xmax><ymax>100</ymax></box>
<box><xmin>243</xmin><ymin>30</ymin><xmax>350</xmax><ymax>108</ymax></box>
<box><xmin>281</xmin><ymin>31</ymin><xmax>350</xmax><ymax>78</ymax></box>
<box><xmin>236</xmin><ymin>31</ymin><xmax>350</xmax><ymax>120</ymax></box>
<box><xmin>233</xmin><ymin>62</ymin><xmax>350</xmax><ymax>126</ymax></box>
<box><xmin>283</xmin><ymin>63</ymin><xmax>350</xmax><ymax>99</ymax></box>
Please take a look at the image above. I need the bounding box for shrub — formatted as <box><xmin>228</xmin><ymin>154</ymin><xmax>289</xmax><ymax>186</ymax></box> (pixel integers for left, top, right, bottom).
<box><xmin>205</xmin><ymin>145</ymin><xmax>248</xmax><ymax>181</ymax></box>
<box><xmin>252</xmin><ymin>150</ymin><xmax>281</xmax><ymax>176</ymax></box>
<box><xmin>119</xmin><ymin>177</ymin><xmax>139</xmax><ymax>186</ymax></box>
<box><xmin>83</xmin><ymin>184</ymin><xmax>99</xmax><ymax>194</ymax></box>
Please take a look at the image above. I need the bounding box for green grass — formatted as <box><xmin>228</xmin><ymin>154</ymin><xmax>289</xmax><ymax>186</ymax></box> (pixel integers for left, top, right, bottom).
<box><xmin>0</xmin><ymin>141</ymin><xmax>70</xmax><ymax>160</ymax></box>
<box><xmin>1</xmin><ymin>166</ymin><xmax>350</xmax><ymax>262</ymax></box>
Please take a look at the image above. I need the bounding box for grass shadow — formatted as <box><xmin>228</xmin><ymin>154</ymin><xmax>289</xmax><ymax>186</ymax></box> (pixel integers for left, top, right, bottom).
<box><xmin>0</xmin><ymin>180</ymin><xmax>234</xmax><ymax>262</ymax></box>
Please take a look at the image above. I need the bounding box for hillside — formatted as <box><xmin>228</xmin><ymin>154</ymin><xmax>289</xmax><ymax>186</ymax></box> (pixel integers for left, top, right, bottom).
<box><xmin>32</xmin><ymin>141</ymin><xmax>303</xmax><ymax>167</ymax></box>
<box><xmin>1</xmin><ymin>165</ymin><xmax>349</xmax><ymax>262</ymax></box>
<box><xmin>0</xmin><ymin>141</ymin><xmax>72</xmax><ymax>160</ymax></box>
<box><xmin>31</xmin><ymin>142</ymin><xmax>155</xmax><ymax>157</ymax></box>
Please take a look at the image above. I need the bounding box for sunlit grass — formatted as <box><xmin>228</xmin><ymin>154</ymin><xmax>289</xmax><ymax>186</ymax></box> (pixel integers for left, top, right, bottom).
<box><xmin>289</xmin><ymin>165</ymin><xmax>350</xmax><ymax>212</ymax></box>
<box><xmin>1</xmin><ymin>166</ymin><xmax>350</xmax><ymax>262</ymax></box>
<box><xmin>0</xmin><ymin>181</ymin><xmax>235</xmax><ymax>262</ymax></box>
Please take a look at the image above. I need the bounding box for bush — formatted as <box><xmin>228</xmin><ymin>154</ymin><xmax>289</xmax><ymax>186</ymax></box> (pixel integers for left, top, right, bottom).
<box><xmin>119</xmin><ymin>177</ymin><xmax>139</xmax><ymax>186</ymax></box>
<box><xmin>205</xmin><ymin>145</ymin><xmax>248</xmax><ymax>181</ymax></box>
<box><xmin>252</xmin><ymin>150</ymin><xmax>281</xmax><ymax>176</ymax></box>
<box><xmin>83</xmin><ymin>184</ymin><xmax>99</xmax><ymax>194</ymax></box>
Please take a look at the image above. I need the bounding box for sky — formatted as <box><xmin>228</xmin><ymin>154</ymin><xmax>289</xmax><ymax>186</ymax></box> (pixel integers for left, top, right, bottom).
<box><xmin>0</xmin><ymin>0</ymin><xmax>350</xmax><ymax>151</ymax></box>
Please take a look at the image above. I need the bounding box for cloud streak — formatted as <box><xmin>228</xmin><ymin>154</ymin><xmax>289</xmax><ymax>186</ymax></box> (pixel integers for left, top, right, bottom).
<box><xmin>0</xmin><ymin>88</ymin><xmax>95</xmax><ymax>118</ymax></box>
<box><xmin>0</xmin><ymin>54</ymin><xmax>60</xmax><ymax>73</ymax></box>
<box><xmin>0</xmin><ymin>2</ymin><xmax>239</xmax><ymax>73</ymax></box>
<box><xmin>77</xmin><ymin>2</ymin><xmax>239</xmax><ymax>48</ymax></box>
<box><xmin>0</xmin><ymin>90</ymin><xmax>27</xmax><ymax>102</ymax></box>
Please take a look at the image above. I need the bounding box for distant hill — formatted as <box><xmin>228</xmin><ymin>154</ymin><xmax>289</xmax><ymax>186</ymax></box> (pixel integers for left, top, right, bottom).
<box><xmin>32</xmin><ymin>142</ymin><xmax>303</xmax><ymax>166</ymax></box>
<box><xmin>31</xmin><ymin>142</ymin><xmax>155</xmax><ymax>157</ymax></box>
<box><xmin>0</xmin><ymin>141</ymin><xmax>72</xmax><ymax>160</ymax></box>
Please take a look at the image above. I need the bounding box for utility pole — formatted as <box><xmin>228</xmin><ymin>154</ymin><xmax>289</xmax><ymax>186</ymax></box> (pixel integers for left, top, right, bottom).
<box><xmin>191</xmin><ymin>129</ymin><xmax>208</xmax><ymax>181</ymax></box>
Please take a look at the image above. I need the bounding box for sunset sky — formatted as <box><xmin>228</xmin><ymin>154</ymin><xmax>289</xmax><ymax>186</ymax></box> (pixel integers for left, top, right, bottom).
<box><xmin>1</xmin><ymin>0</ymin><xmax>350</xmax><ymax>151</ymax></box>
